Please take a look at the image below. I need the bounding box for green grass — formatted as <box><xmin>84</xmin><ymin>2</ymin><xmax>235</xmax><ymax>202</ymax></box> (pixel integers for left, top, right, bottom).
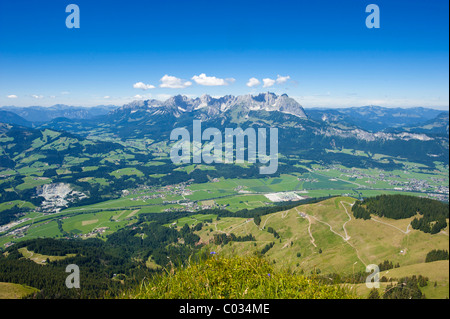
<box><xmin>196</xmin><ymin>196</ymin><xmax>449</xmax><ymax>279</ymax></box>
<box><xmin>145</xmin><ymin>161</ymin><xmax>166</xmax><ymax>166</ymax></box>
<box><xmin>26</xmin><ymin>220</ymin><xmax>63</xmax><ymax>238</ymax></box>
<box><xmin>0</xmin><ymin>235</ymin><xmax>15</xmax><ymax>248</ymax></box>
<box><xmin>377</xmin><ymin>260</ymin><xmax>449</xmax><ymax>299</ymax></box>
<box><xmin>0</xmin><ymin>200</ymin><xmax>35</xmax><ymax>212</ymax></box>
<box><xmin>41</xmin><ymin>136</ymin><xmax>79</xmax><ymax>151</ymax></box>
<box><xmin>110</xmin><ymin>167</ymin><xmax>144</xmax><ymax>178</ymax></box>
<box><xmin>84</xmin><ymin>177</ymin><xmax>110</xmax><ymax>186</ymax></box>
<box><xmin>175</xmin><ymin>164</ymin><xmax>216</xmax><ymax>174</ymax></box>
<box><xmin>123</xmin><ymin>255</ymin><xmax>356</xmax><ymax>299</ymax></box>
<box><xmin>15</xmin><ymin>176</ymin><xmax>51</xmax><ymax>191</ymax></box>
<box><xmin>18</xmin><ymin>247</ymin><xmax>76</xmax><ymax>264</ymax></box>
<box><xmin>82</xmin><ymin>166</ymin><xmax>99</xmax><ymax>172</ymax></box>
<box><xmin>62</xmin><ymin>197</ymin><xmax>150</xmax><ymax>212</ymax></box>
<box><xmin>302</xmin><ymin>172</ymin><xmax>355</xmax><ymax>190</ymax></box>
<box><xmin>0</xmin><ymin>282</ymin><xmax>39</xmax><ymax>299</ymax></box>
<box><xmin>2</xmin><ymin>157</ymin><xmax>447</xmax><ymax>259</ymax></box>
<box><xmin>168</xmin><ymin>214</ymin><xmax>217</xmax><ymax>227</ymax></box>
<box><xmin>61</xmin><ymin>211</ymin><xmax>134</xmax><ymax>236</ymax></box>
<box><xmin>20</xmin><ymin>154</ymin><xmax>47</xmax><ymax>164</ymax></box>
<box><xmin>215</xmin><ymin>194</ymin><xmax>269</xmax><ymax>211</ymax></box>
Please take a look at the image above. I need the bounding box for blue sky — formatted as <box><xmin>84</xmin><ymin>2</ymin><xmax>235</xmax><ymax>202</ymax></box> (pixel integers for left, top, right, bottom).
<box><xmin>0</xmin><ymin>0</ymin><xmax>448</xmax><ymax>109</ymax></box>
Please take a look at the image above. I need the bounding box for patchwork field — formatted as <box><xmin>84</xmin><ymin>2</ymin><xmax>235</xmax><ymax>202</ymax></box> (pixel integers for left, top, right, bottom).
<box><xmin>2</xmin><ymin>166</ymin><xmax>448</xmax><ymax>250</ymax></box>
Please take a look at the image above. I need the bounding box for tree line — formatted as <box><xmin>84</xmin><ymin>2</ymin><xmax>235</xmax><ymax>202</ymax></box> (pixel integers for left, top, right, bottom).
<box><xmin>425</xmin><ymin>249</ymin><xmax>449</xmax><ymax>263</ymax></box>
<box><xmin>213</xmin><ymin>233</ymin><xmax>255</xmax><ymax>246</ymax></box>
<box><xmin>352</xmin><ymin>194</ymin><xmax>449</xmax><ymax>234</ymax></box>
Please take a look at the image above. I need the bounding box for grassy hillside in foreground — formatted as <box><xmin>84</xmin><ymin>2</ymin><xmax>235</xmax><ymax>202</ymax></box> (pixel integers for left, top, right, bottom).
<box><xmin>122</xmin><ymin>255</ymin><xmax>356</xmax><ymax>299</ymax></box>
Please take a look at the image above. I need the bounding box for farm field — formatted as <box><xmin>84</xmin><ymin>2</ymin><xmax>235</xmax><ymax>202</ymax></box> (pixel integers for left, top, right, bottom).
<box><xmin>0</xmin><ymin>147</ymin><xmax>448</xmax><ymax>300</ymax></box>
<box><xmin>2</xmin><ymin>162</ymin><xmax>448</xmax><ymax>248</ymax></box>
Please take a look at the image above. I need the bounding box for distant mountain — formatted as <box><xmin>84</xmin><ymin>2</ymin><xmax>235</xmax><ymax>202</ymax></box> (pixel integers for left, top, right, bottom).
<box><xmin>390</xmin><ymin>111</ymin><xmax>449</xmax><ymax>136</ymax></box>
<box><xmin>38</xmin><ymin>94</ymin><xmax>446</xmax><ymax>145</ymax></box>
<box><xmin>111</xmin><ymin>92</ymin><xmax>308</xmax><ymax>119</ymax></box>
<box><xmin>306</xmin><ymin>106</ymin><xmax>445</xmax><ymax>132</ymax></box>
<box><xmin>0</xmin><ymin>110</ymin><xmax>32</xmax><ymax>127</ymax></box>
<box><xmin>93</xmin><ymin>93</ymin><xmax>308</xmax><ymax>138</ymax></box>
<box><xmin>0</xmin><ymin>104</ymin><xmax>118</xmax><ymax>123</ymax></box>
<box><xmin>7</xmin><ymin>93</ymin><xmax>448</xmax><ymax>168</ymax></box>
<box><xmin>0</xmin><ymin>123</ymin><xmax>126</xmax><ymax>169</ymax></box>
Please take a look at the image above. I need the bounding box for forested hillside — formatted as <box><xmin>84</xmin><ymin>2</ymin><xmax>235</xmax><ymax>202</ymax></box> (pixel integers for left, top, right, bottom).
<box><xmin>352</xmin><ymin>195</ymin><xmax>449</xmax><ymax>234</ymax></box>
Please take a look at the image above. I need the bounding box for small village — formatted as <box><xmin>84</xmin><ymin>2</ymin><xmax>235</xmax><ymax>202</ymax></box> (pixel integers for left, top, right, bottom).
<box><xmin>316</xmin><ymin>165</ymin><xmax>449</xmax><ymax>201</ymax></box>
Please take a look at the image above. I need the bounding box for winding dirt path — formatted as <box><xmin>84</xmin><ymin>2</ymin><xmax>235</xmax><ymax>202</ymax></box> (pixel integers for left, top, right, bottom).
<box><xmin>296</xmin><ymin>202</ymin><xmax>367</xmax><ymax>266</ymax></box>
<box><xmin>281</xmin><ymin>210</ymin><xmax>289</xmax><ymax>219</ymax></box>
<box><xmin>215</xmin><ymin>219</ymin><xmax>252</xmax><ymax>234</ymax></box>
<box><xmin>340</xmin><ymin>201</ymin><xmax>354</xmax><ymax>240</ymax></box>
<box><xmin>309</xmin><ymin>215</ymin><xmax>349</xmax><ymax>241</ymax></box>
<box><xmin>306</xmin><ymin>215</ymin><xmax>317</xmax><ymax>247</ymax></box>
<box><xmin>370</xmin><ymin>217</ymin><xmax>411</xmax><ymax>234</ymax></box>
<box><xmin>260</xmin><ymin>212</ymin><xmax>277</xmax><ymax>230</ymax></box>
<box><xmin>295</xmin><ymin>208</ymin><xmax>317</xmax><ymax>247</ymax></box>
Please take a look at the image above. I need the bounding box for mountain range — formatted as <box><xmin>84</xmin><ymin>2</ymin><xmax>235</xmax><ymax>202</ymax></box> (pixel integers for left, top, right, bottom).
<box><xmin>2</xmin><ymin>93</ymin><xmax>447</xmax><ymax>134</ymax></box>
<box><xmin>0</xmin><ymin>104</ymin><xmax>116</xmax><ymax>124</ymax></box>
<box><xmin>0</xmin><ymin>110</ymin><xmax>32</xmax><ymax>127</ymax></box>
<box><xmin>0</xmin><ymin>93</ymin><xmax>446</xmax><ymax>169</ymax></box>
<box><xmin>306</xmin><ymin>105</ymin><xmax>447</xmax><ymax>132</ymax></box>
<box><xmin>110</xmin><ymin>92</ymin><xmax>308</xmax><ymax>119</ymax></box>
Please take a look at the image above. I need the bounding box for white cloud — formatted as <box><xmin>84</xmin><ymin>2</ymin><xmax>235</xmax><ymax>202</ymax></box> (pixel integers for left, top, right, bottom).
<box><xmin>7</xmin><ymin>94</ymin><xmax>17</xmax><ymax>98</ymax></box>
<box><xmin>246</xmin><ymin>77</ymin><xmax>261</xmax><ymax>88</ymax></box>
<box><xmin>191</xmin><ymin>73</ymin><xmax>234</xmax><ymax>86</ymax></box>
<box><xmin>159</xmin><ymin>75</ymin><xmax>192</xmax><ymax>89</ymax></box>
<box><xmin>32</xmin><ymin>94</ymin><xmax>44</xmax><ymax>99</ymax></box>
<box><xmin>133</xmin><ymin>82</ymin><xmax>155</xmax><ymax>90</ymax></box>
<box><xmin>132</xmin><ymin>93</ymin><xmax>153</xmax><ymax>100</ymax></box>
<box><xmin>60</xmin><ymin>91</ymin><xmax>70</xmax><ymax>95</ymax></box>
<box><xmin>262</xmin><ymin>78</ymin><xmax>276</xmax><ymax>88</ymax></box>
<box><xmin>104</xmin><ymin>96</ymin><xmax>111</xmax><ymax>99</ymax></box>
<box><xmin>276</xmin><ymin>75</ymin><xmax>290</xmax><ymax>84</ymax></box>
<box><xmin>156</xmin><ymin>94</ymin><xmax>173</xmax><ymax>101</ymax></box>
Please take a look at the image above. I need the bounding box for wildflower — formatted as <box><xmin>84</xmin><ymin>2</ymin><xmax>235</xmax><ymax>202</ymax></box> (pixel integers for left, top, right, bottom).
<box><xmin>210</xmin><ymin>251</ymin><xmax>216</xmax><ymax>255</ymax></box>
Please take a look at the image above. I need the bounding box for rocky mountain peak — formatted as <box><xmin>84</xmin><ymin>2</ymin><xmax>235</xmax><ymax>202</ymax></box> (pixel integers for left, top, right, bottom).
<box><xmin>114</xmin><ymin>93</ymin><xmax>307</xmax><ymax>119</ymax></box>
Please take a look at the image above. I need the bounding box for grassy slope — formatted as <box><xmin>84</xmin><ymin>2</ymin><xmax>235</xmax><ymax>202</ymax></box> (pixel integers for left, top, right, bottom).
<box><xmin>194</xmin><ymin>196</ymin><xmax>449</xmax><ymax>297</ymax></box>
<box><xmin>123</xmin><ymin>255</ymin><xmax>356</xmax><ymax>299</ymax></box>
<box><xmin>347</xmin><ymin>260</ymin><xmax>449</xmax><ymax>299</ymax></box>
<box><xmin>379</xmin><ymin>260</ymin><xmax>449</xmax><ymax>299</ymax></box>
<box><xmin>18</xmin><ymin>247</ymin><xmax>76</xmax><ymax>265</ymax></box>
<box><xmin>0</xmin><ymin>282</ymin><xmax>39</xmax><ymax>299</ymax></box>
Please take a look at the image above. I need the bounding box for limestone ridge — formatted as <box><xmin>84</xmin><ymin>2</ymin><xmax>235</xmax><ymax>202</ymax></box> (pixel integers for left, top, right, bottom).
<box><xmin>113</xmin><ymin>92</ymin><xmax>308</xmax><ymax>119</ymax></box>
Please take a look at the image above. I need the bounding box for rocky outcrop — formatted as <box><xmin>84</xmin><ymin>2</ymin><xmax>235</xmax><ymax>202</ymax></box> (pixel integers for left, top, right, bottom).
<box><xmin>37</xmin><ymin>183</ymin><xmax>87</xmax><ymax>213</ymax></box>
